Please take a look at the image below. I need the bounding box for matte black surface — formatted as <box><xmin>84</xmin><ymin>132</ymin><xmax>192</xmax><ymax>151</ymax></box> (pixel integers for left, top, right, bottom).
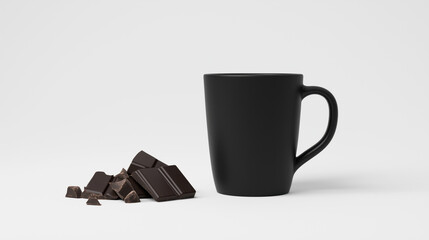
<box><xmin>204</xmin><ymin>73</ymin><xmax>338</xmax><ymax>196</ymax></box>
<box><xmin>65</xmin><ymin>186</ymin><xmax>82</xmax><ymax>198</ymax></box>
<box><xmin>131</xmin><ymin>165</ymin><xmax>195</xmax><ymax>202</ymax></box>
<box><xmin>81</xmin><ymin>172</ymin><xmax>113</xmax><ymax>198</ymax></box>
<box><xmin>127</xmin><ymin>150</ymin><xmax>168</xmax><ymax>174</ymax></box>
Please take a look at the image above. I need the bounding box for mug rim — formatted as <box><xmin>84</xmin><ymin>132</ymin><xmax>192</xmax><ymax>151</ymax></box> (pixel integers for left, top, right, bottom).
<box><xmin>204</xmin><ymin>73</ymin><xmax>303</xmax><ymax>78</ymax></box>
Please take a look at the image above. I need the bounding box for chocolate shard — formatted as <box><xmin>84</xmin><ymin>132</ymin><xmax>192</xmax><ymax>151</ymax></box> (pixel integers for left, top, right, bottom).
<box><xmin>132</xmin><ymin>168</ymin><xmax>177</xmax><ymax>202</ymax></box>
<box><xmin>103</xmin><ymin>185</ymin><xmax>119</xmax><ymax>200</ymax></box>
<box><xmin>159</xmin><ymin>165</ymin><xmax>196</xmax><ymax>199</ymax></box>
<box><xmin>86</xmin><ymin>195</ymin><xmax>101</xmax><ymax>206</ymax></box>
<box><xmin>128</xmin><ymin>176</ymin><xmax>151</xmax><ymax>198</ymax></box>
<box><xmin>103</xmin><ymin>168</ymin><xmax>130</xmax><ymax>200</ymax></box>
<box><xmin>110</xmin><ymin>179</ymin><xmax>134</xmax><ymax>200</ymax></box>
<box><xmin>81</xmin><ymin>172</ymin><xmax>113</xmax><ymax>199</ymax></box>
<box><xmin>124</xmin><ymin>191</ymin><xmax>140</xmax><ymax>203</ymax></box>
<box><xmin>131</xmin><ymin>165</ymin><xmax>195</xmax><ymax>202</ymax></box>
<box><xmin>115</xmin><ymin>168</ymin><xmax>129</xmax><ymax>181</ymax></box>
<box><xmin>65</xmin><ymin>186</ymin><xmax>82</xmax><ymax>198</ymax></box>
<box><xmin>127</xmin><ymin>150</ymin><xmax>168</xmax><ymax>174</ymax></box>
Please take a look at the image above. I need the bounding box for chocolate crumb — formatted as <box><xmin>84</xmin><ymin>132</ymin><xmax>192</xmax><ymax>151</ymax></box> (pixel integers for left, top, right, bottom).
<box><xmin>124</xmin><ymin>191</ymin><xmax>140</xmax><ymax>203</ymax></box>
<box><xmin>66</xmin><ymin>186</ymin><xmax>82</xmax><ymax>198</ymax></box>
<box><xmin>86</xmin><ymin>195</ymin><xmax>101</xmax><ymax>206</ymax></box>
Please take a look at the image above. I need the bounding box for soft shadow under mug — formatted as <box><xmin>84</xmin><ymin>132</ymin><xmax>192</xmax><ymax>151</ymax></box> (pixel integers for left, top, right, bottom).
<box><xmin>204</xmin><ymin>73</ymin><xmax>338</xmax><ymax>196</ymax></box>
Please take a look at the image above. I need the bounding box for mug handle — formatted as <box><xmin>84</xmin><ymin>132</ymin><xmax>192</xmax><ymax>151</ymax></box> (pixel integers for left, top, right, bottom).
<box><xmin>294</xmin><ymin>86</ymin><xmax>338</xmax><ymax>172</ymax></box>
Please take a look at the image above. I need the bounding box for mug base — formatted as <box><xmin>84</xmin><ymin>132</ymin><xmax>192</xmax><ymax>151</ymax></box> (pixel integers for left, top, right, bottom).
<box><xmin>216</xmin><ymin>189</ymin><xmax>290</xmax><ymax>197</ymax></box>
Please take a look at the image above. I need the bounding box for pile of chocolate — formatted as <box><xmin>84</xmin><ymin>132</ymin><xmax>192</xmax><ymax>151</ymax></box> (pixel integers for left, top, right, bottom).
<box><xmin>65</xmin><ymin>150</ymin><xmax>196</xmax><ymax>205</ymax></box>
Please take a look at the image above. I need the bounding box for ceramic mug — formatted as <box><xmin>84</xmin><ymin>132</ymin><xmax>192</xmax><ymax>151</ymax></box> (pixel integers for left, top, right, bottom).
<box><xmin>204</xmin><ymin>73</ymin><xmax>338</xmax><ymax>196</ymax></box>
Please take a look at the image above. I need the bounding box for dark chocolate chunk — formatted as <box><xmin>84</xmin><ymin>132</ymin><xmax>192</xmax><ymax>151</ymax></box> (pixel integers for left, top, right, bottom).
<box><xmin>115</xmin><ymin>168</ymin><xmax>129</xmax><ymax>180</ymax></box>
<box><xmin>102</xmin><ymin>168</ymin><xmax>130</xmax><ymax>200</ymax></box>
<box><xmin>110</xmin><ymin>179</ymin><xmax>134</xmax><ymax>200</ymax></box>
<box><xmin>127</xmin><ymin>150</ymin><xmax>168</xmax><ymax>174</ymax></box>
<box><xmin>128</xmin><ymin>176</ymin><xmax>151</xmax><ymax>198</ymax></box>
<box><xmin>131</xmin><ymin>165</ymin><xmax>195</xmax><ymax>202</ymax></box>
<box><xmin>159</xmin><ymin>165</ymin><xmax>196</xmax><ymax>199</ymax></box>
<box><xmin>124</xmin><ymin>190</ymin><xmax>140</xmax><ymax>203</ymax></box>
<box><xmin>65</xmin><ymin>186</ymin><xmax>82</xmax><ymax>198</ymax></box>
<box><xmin>132</xmin><ymin>168</ymin><xmax>177</xmax><ymax>201</ymax></box>
<box><xmin>103</xmin><ymin>185</ymin><xmax>119</xmax><ymax>200</ymax></box>
<box><xmin>81</xmin><ymin>172</ymin><xmax>113</xmax><ymax>198</ymax></box>
<box><xmin>86</xmin><ymin>195</ymin><xmax>101</xmax><ymax>206</ymax></box>
<box><xmin>154</xmin><ymin>160</ymin><xmax>168</xmax><ymax>168</ymax></box>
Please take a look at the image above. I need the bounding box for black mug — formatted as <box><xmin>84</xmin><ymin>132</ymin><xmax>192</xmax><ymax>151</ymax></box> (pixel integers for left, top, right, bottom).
<box><xmin>204</xmin><ymin>73</ymin><xmax>338</xmax><ymax>196</ymax></box>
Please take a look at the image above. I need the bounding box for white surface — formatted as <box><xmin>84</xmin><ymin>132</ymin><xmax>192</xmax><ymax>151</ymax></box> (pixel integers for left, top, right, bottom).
<box><xmin>1</xmin><ymin>0</ymin><xmax>428</xmax><ymax>239</ymax></box>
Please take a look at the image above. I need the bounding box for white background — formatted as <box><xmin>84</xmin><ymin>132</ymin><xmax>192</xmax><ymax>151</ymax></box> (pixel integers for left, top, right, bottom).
<box><xmin>1</xmin><ymin>0</ymin><xmax>428</xmax><ymax>239</ymax></box>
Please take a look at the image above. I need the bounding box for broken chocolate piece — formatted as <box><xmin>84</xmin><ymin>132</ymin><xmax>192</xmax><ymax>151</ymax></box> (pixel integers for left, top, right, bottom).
<box><xmin>128</xmin><ymin>176</ymin><xmax>151</xmax><ymax>198</ymax></box>
<box><xmin>86</xmin><ymin>195</ymin><xmax>101</xmax><ymax>206</ymax></box>
<box><xmin>102</xmin><ymin>168</ymin><xmax>131</xmax><ymax>200</ymax></box>
<box><xmin>81</xmin><ymin>172</ymin><xmax>113</xmax><ymax>198</ymax></box>
<box><xmin>103</xmin><ymin>185</ymin><xmax>119</xmax><ymax>200</ymax></box>
<box><xmin>65</xmin><ymin>186</ymin><xmax>82</xmax><ymax>198</ymax></box>
<box><xmin>110</xmin><ymin>179</ymin><xmax>134</xmax><ymax>199</ymax></box>
<box><xmin>131</xmin><ymin>165</ymin><xmax>195</xmax><ymax>202</ymax></box>
<box><xmin>127</xmin><ymin>150</ymin><xmax>168</xmax><ymax>174</ymax></box>
<box><xmin>132</xmin><ymin>167</ymin><xmax>176</xmax><ymax>201</ymax></box>
<box><xmin>124</xmin><ymin>190</ymin><xmax>140</xmax><ymax>203</ymax></box>
<box><xmin>115</xmin><ymin>168</ymin><xmax>129</xmax><ymax>180</ymax></box>
<box><xmin>159</xmin><ymin>165</ymin><xmax>196</xmax><ymax>199</ymax></box>
<box><xmin>154</xmin><ymin>160</ymin><xmax>168</xmax><ymax>168</ymax></box>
